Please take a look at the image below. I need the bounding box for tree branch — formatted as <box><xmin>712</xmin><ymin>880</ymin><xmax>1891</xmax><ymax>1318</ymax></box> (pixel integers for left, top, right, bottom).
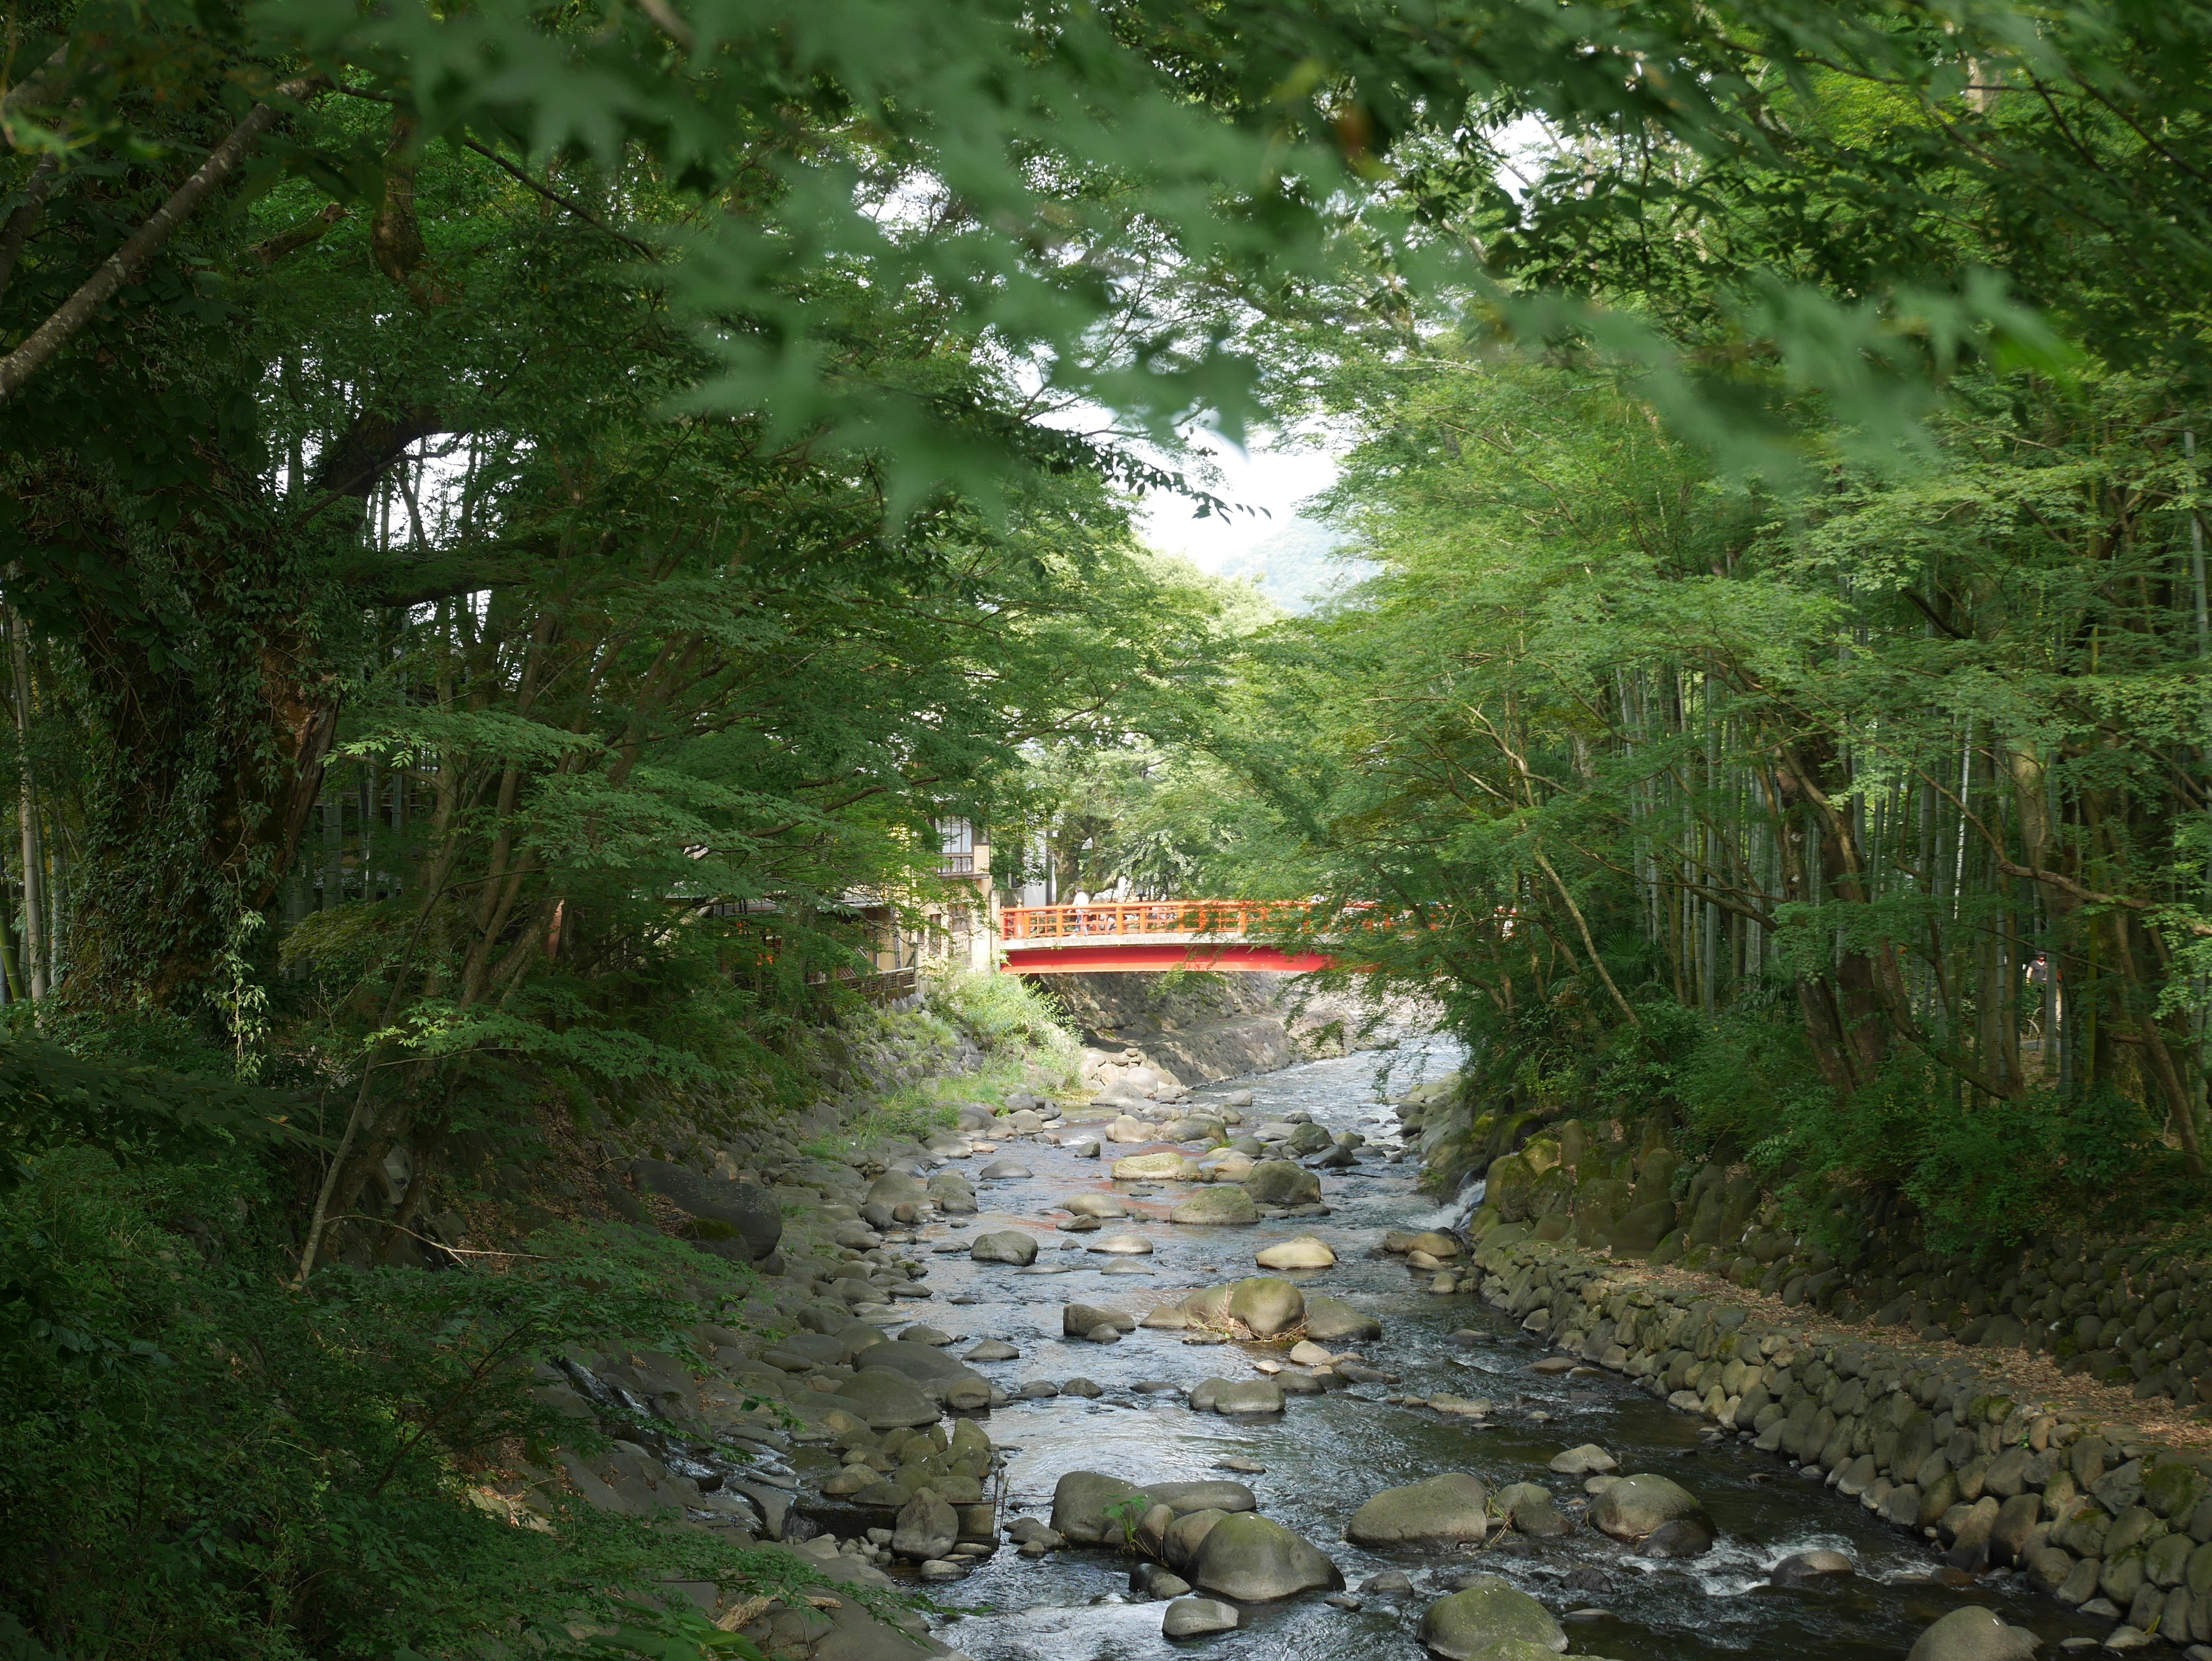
<box><xmin>0</xmin><ymin>74</ymin><xmax>319</xmax><ymax>403</ymax></box>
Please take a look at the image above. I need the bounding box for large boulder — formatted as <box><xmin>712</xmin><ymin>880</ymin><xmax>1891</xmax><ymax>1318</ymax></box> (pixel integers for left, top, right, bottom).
<box><xmin>1303</xmin><ymin>1294</ymin><xmax>1382</xmax><ymax>1342</ymax></box>
<box><xmin>1050</xmin><ymin>1471</ymin><xmax>1151</xmax><ymax>1545</ymax></box>
<box><xmin>1588</xmin><ymin>1474</ymin><xmax>1713</xmax><ymax>1546</ymax></box>
<box><xmin>1244</xmin><ymin>1161</ymin><xmax>1321</xmax><ymax>1206</ymax></box>
<box><xmin>865</xmin><ymin>1170</ymin><xmax>931</xmax><ymax>1209</ymax></box>
<box><xmin>854</xmin><ymin>1346</ymin><xmax>993</xmax><ymax>1411</ymax></box>
<box><xmin>1187</xmin><ymin>1513</ymin><xmax>1344</xmax><ymax>1601</ymax></box>
<box><xmin>970</xmin><ymin>1230</ymin><xmax>1039</xmax><ymax>1265</ymax></box>
<box><xmin>1171</xmin><ymin>1187</ymin><xmax>1259</xmax><ymax>1226</ymax></box>
<box><xmin>1162</xmin><ymin>1508</ymin><xmax>1230</xmax><ymax>1569</ymax></box>
<box><xmin>834</xmin><ymin>1369</ymin><xmax>941</xmax><ymax>1430</ymax></box>
<box><xmin>892</xmin><ymin>1489</ymin><xmax>957</xmax><ymax>1560</ymax></box>
<box><xmin>1347</xmin><ymin>1473</ymin><xmax>1490</xmax><ymax>1546</ymax></box>
<box><xmin>1256</xmin><ymin>1235</ymin><xmax>1336</xmax><ymax>1270</ymax></box>
<box><xmin>1226</xmin><ymin>1277</ymin><xmax>1305</xmax><ymax>1337</ymax></box>
<box><xmin>1416</xmin><ymin>1577</ymin><xmax>1567</xmax><ymax>1660</ymax></box>
<box><xmin>629</xmin><ymin>1158</ymin><xmax>783</xmax><ymax>1259</ymax></box>
<box><xmin>1904</xmin><ymin>1607</ymin><xmax>2042</xmax><ymax>1661</ymax></box>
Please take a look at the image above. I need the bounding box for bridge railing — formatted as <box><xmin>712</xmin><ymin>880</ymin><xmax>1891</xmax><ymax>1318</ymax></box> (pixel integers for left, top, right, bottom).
<box><xmin>1000</xmin><ymin>899</ymin><xmax>1339</xmax><ymax>941</ymax></box>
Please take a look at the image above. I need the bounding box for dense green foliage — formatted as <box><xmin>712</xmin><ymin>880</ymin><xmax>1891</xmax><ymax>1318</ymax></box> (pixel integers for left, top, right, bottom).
<box><xmin>1072</xmin><ymin>14</ymin><xmax>2212</xmax><ymax>1249</ymax></box>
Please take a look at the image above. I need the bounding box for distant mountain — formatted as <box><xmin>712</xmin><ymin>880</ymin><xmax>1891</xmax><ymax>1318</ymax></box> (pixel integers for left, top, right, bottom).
<box><xmin>1216</xmin><ymin>518</ymin><xmax>1375</xmax><ymax>613</ymax></box>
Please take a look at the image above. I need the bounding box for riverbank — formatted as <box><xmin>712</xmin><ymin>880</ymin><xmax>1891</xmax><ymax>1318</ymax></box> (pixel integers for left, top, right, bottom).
<box><xmin>1457</xmin><ymin>1207</ymin><xmax>2212</xmax><ymax>1652</ymax></box>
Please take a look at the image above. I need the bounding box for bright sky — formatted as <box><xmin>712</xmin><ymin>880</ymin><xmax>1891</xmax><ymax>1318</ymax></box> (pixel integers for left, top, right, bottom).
<box><xmin>1137</xmin><ymin>427</ymin><xmax>1342</xmax><ymax>573</ymax></box>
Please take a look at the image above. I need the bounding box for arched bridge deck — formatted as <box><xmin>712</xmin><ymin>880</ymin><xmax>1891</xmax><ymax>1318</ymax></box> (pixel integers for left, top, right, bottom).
<box><xmin>998</xmin><ymin>901</ymin><xmax>1354</xmax><ymax>975</ymax></box>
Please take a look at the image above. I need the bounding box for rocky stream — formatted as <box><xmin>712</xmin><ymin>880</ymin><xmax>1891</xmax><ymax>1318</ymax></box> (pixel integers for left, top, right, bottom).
<box><xmin>615</xmin><ymin>1038</ymin><xmax>2153</xmax><ymax>1661</ymax></box>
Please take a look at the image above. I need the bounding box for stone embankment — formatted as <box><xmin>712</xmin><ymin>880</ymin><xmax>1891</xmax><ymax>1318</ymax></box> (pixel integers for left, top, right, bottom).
<box><xmin>1408</xmin><ymin>1080</ymin><xmax>2212</xmax><ymax>1416</ymax></box>
<box><xmin>1409</xmin><ymin>1063</ymin><xmax>2212</xmax><ymax>1654</ymax></box>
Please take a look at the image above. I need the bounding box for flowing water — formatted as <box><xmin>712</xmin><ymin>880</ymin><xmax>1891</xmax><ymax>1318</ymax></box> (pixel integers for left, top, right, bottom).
<box><xmin>863</xmin><ymin>1040</ymin><xmax>2105</xmax><ymax>1661</ymax></box>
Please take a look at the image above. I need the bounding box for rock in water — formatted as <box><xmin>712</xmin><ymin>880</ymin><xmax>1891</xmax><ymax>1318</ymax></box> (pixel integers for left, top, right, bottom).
<box><xmin>833</xmin><ymin>1369</ymin><xmax>941</xmax><ymax>1429</ymax></box>
<box><xmin>1226</xmin><ymin>1276</ymin><xmax>1305</xmax><ymax>1337</ymax></box>
<box><xmin>1146</xmin><ymin>1480</ymin><xmax>1257</xmax><ymax>1516</ymax></box>
<box><xmin>1062</xmin><ymin>1193</ymin><xmax>1128</xmax><ymax>1219</ymax></box>
<box><xmin>1347</xmin><ymin>1473</ymin><xmax>1490</xmax><ymax>1545</ymax></box>
<box><xmin>964</xmin><ymin>1339</ymin><xmax>1020</xmax><ymax>1362</ymax></box>
<box><xmin>1062</xmin><ymin>1303</ymin><xmax>1137</xmax><ymax>1337</ymax></box>
<box><xmin>1187</xmin><ymin>1513</ymin><xmax>1344</xmax><ymax>1601</ymax></box>
<box><xmin>1771</xmin><ymin>1549</ymin><xmax>1855</xmax><ymax>1584</ymax></box>
<box><xmin>1548</xmin><ymin>1444</ymin><xmax>1618</xmax><ymax>1476</ymax></box>
<box><xmin>1162</xmin><ymin>1598</ymin><xmax>1241</xmax><ymax>1637</ymax></box>
<box><xmin>1162</xmin><ymin>1508</ymin><xmax>1230</xmax><ymax>1569</ymax></box>
<box><xmin>1090</xmin><ymin>1234</ymin><xmax>1154</xmax><ymax>1255</ymax></box>
<box><xmin>1416</xmin><ymin>1577</ymin><xmax>1567</xmax><ymax>1660</ymax></box>
<box><xmin>1905</xmin><ymin>1607</ymin><xmax>2042</xmax><ymax>1661</ymax></box>
<box><xmin>1256</xmin><ymin>1235</ymin><xmax>1336</xmax><ymax>1270</ymax></box>
<box><xmin>1050</xmin><ymin>1470</ymin><xmax>1152</xmax><ymax>1544</ymax></box>
<box><xmin>1587</xmin><ymin>1473</ymin><xmax>1714</xmax><ymax>1548</ymax></box>
<box><xmin>1637</xmin><ymin>1516</ymin><xmax>1714</xmax><ymax>1556</ymax></box>
<box><xmin>892</xmin><ymin>1490</ymin><xmax>958</xmax><ymax>1560</ymax></box>
<box><xmin>1113</xmin><ymin>1152</ymin><xmax>1196</xmax><ymax>1180</ymax></box>
<box><xmin>970</xmin><ymin>1230</ymin><xmax>1039</xmax><ymax>1265</ymax></box>
<box><xmin>1171</xmin><ymin>1187</ymin><xmax>1259</xmax><ymax>1226</ymax></box>
<box><xmin>1303</xmin><ymin>1294</ymin><xmax>1382</xmax><ymax>1341</ymax></box>
<box><xmin>1243</xmin><ymin>1160</ymin><xmax>1322</xmax><ymax>1206</ymax></box>
<box><xmin>979</xmin><ymin>1160</ymin><xmax>1032</xmax><ymax>1179</ymax></box>
<box><xmin>1211</xmin><ymin>1378</ymin><xmax>1286</xmax><ymax>1415</ymax></box>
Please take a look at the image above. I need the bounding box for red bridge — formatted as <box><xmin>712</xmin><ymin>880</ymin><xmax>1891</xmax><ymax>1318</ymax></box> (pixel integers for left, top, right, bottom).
<box><xmin>997</xmin><ymin>901</ymin><xmax>1350</xmax><ymax>975</ymax></box>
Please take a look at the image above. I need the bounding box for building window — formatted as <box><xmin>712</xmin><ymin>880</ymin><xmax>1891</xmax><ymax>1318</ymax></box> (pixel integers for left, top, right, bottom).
<box><xmin>937</xmin><ymin>818</ymin><xmax>975</xmax><ymax>875</ymax></box>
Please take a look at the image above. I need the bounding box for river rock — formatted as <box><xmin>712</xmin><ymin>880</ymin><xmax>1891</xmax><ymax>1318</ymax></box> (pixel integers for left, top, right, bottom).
<box><xmin>1347</xmin><ymin>1473</ymin><xmax>1490</xmax><ymax>1545</ymax></box>
<box><xmin>1256</xmin><ymin>1235</ymin><xmax>1336</xmax><ymax>1270</ymax></box>
<box><xmin>1162</xmin><ymin>1597</ymin><xmax>1241</xmax><ymax>1637</ymax></box>
<box><xmin>1063</xmin><ymin>1194</ymin><xmax>1128</xmax><ymax>1219</ymax></box>
<box><xmin>1416</xmin><ymin>1576</ymin><xmax>1567</xmax><ymax>1659</ymax></box>
<box><xmin>1187</xmin><ymin>1512</ymin><xmax>1344</xmax><ymax>1601</ymax></box>
<box><xmin>1063</xmin><ymin>1303</ymin><xmax>1137</xmax><ymax>1337</ymax></box>
<box><xmin>971</xmin><ymin>1230</ymin><xmax>1038</xmax><ymax>1265</ymax></box>
<box><xmin>1548</xmin><ymin>1444</ymin><xmax>1618</xmax><ymax>1476</ymax></box>
<box><xmin>1404</xmin><ymin>1230</ymin><xmax>1460</xmax><ymax>1259</ymax></box>
<box><xmin>1303</xmin><ymin>1294</ymin><xmax>1382</xmax><ymax>1342</ymax></box>
<box><xmin>979</xmin><ymin>1160</ymin><xmax>1031</xmax><ymax>1179</ymax></box>
<box><xmin>1211</xmin><ymin>1378</ymin><xmax>1286</xmax><ymax>1415</ymax></box>
<box><xmin>1114</xmin><ymin>1152</ymin><xmax>1196</xmax><ymax>1181</ymax></box>
<box><xmin>964</xmin><ymin>1339</ymin><xmax>1020</xmax><ymax>1361</ymax></box>
<box><xmin>1244</xmin><ymin>1161</ymin><xmax>1322</xmax><ymax>1206</ymax></box>
<box><xmin>1772</xmin><ymin>1549</ymin><xmax>1855</xmax><ymax>1584</ymax></box>
<box><xmin>866</xmin><ymin>1169</ymin><xmax>931</xmax><ymax>1208</ymax></box>
<box><xmin>1105</xmin><ymin>1115</ymin><xmax>1153</xmax><ymax>1143</ymax></box>
<box><xmin>1171</xmin><ymin>1187</ymin><xmax>1259</xmax><ymax>1226</ymax></box>
<box><xmin>1163</xmin><ymin>1508</ymin><xmax>1231</xmax><ymax>1568</ymax></box>
<box><xmin>1638</xmin><ymin>1516</ymin><xmax>1715</xmax><ymax>1557</ymax></box>
<box><xmin>1493</xmin><ymin>1481</ymin><xmax>1573</xmax><ymax>1538</ymax></box>
<box><xmin>1050</xmin><ymin>1471</ymin><xmax>1151</xmax><ymax>1545</ymax></box>
<box><xmin>1227</xmin><ymin>1276</ymin><xmax>1305</xmax><ymax>1337</ymax></box>
<box><xmin>892</xmin><ymin>1490</ymin><xmax>958</xmax><ymax>1560</ymax></box>
<box><xmin>1905</xmin><ymin>1606</ymin><xmax>2042</xmax><ymax>1661</ymax></box>
<box><xmin>834</xmin><ymin>1369</ymin><xmax>941</xmax><ymax>1429</ymax></box>
<box><xmin>1589</xmin><ymin>1474</ymin><xmax>1713</xmax><ymax>1547</ymax></box>
<box><xmin>1147</xmin><ymin>1480</ymin><xmax>1257</xmax><ymax>1516</ymax></box>
<box><xmin>1091</xmin><ymin>1234</ymin><xmax>1154</xmax><ymax>1255</ymax></box>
